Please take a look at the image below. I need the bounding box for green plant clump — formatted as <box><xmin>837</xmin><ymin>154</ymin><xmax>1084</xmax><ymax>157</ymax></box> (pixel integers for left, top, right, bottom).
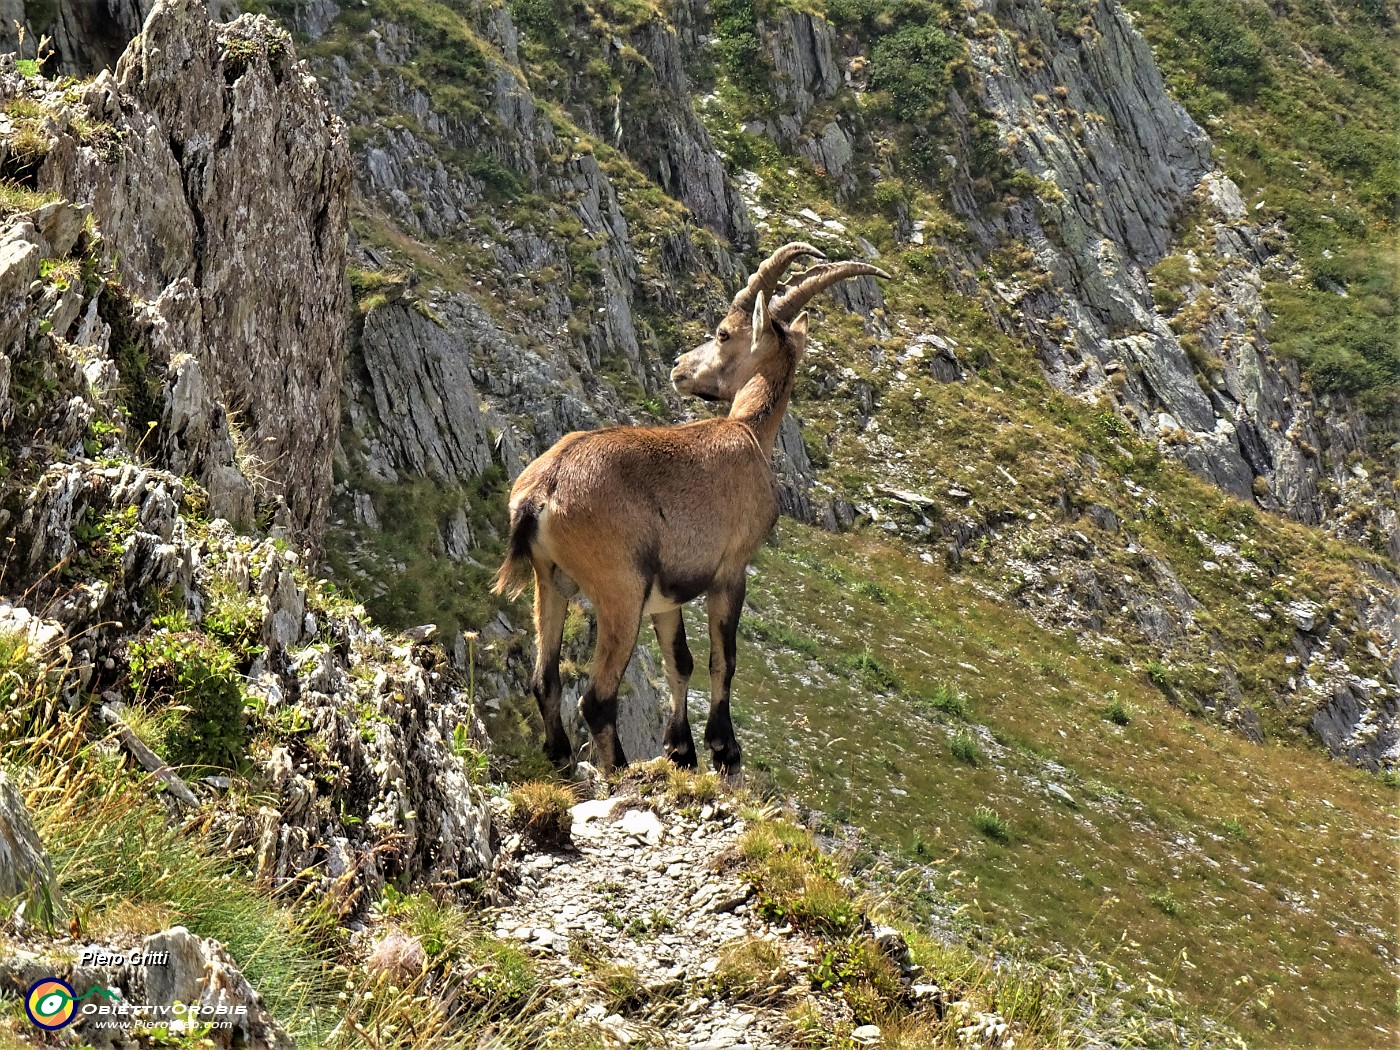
<box><xmin>869</xmin><ymin>24</ymin><xmax>962</xmax><ymax>175</ymax></box>
<box><xmin>950</xmin><ymin>729</ymin><xmax>983</xmax><ymax>766</ymax></box>
<box><xmin>709</xmin><ymin>0</ymin><xmax>768</xmax><ymax>96</ymax></box>
<box><xmin>127</xmin><ymin>627</ymin><xmax>247</xmax><ymax>771</ymax></box>
<box><xmin>1103</xmin><ymin>694</ymin><xmax>1133</xmax><ymax>726</ymax></box>
<box><xmin>973</xmin><ymin>805</ymin><xmax>1009</xmax><ymax>842</ymax></box>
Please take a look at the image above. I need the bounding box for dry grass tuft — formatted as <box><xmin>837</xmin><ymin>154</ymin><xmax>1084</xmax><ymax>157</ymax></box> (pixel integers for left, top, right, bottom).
<box><xmin>712</xmin><ymin>936</ymin><xmax>789</xmax><ymax>1002</ymax></box>
<box><xmin>510</xmin><ymin>780</ymin><xmax>575</xmax><ymax>848</ymax></box>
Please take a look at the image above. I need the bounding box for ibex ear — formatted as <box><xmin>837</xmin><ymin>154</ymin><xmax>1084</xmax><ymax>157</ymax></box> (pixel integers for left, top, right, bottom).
<box><xmin>751</xmin><ymin>294</ymin><xmax>771</xmax><ymax>343</ymax></box>
<box><xmin>787</xmin><ymin>310</ymin><xmax>809</xmax><ymax>339</ymax></box>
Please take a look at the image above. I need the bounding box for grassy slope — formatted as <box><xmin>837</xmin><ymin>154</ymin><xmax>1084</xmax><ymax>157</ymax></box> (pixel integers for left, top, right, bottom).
<box><xmin>632</xmin><ymin>177</ymin><xmax>1400</xmax><ymax>1042</ymax></box>
<box><xmin>702</xmin><ymin>524</ymin><xmax>1397</xmax><ymax>1047</ymax></box>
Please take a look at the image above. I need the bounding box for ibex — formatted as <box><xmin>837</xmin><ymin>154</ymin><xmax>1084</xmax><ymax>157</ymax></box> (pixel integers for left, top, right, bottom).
<box><xmin>494</xmin><ymin>244</ymin><xmax>889</xmax><ymax>774</ymax></box>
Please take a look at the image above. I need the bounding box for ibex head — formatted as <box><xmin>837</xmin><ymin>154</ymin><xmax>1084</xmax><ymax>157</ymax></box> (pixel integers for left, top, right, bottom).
<box><xmin>672</xmin><ymin>242</ymin><xmax>890</xmax><ymax>401</ymax></box>
<box><xmin>751</xmin><ymin>293</ymin><xmax>810</xmax><ymax>367</ymax></box>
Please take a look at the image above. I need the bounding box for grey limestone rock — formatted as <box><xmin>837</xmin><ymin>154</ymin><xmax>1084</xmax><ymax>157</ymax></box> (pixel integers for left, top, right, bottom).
<box><xmin>0</xmin><ymin>772</ymin><xmax>59</xmax><ymax>924</ymax></box>
<box><xmin>348</xmin><ymin>300</ymin><xmax>496</xmax><ymax>485</ymax></box>
<box><xmin>51</xmin><ymin>926</ymin><xmax>293</xmax><ymax>1050</ymax></box>
<box><xmin>39</xmin><ymin>0</ymin><xmax>351</xmax><ymax>546</ymax></box>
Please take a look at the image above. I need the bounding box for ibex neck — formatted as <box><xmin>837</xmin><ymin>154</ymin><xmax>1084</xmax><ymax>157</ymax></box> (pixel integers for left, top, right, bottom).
<box><xmin>729</xmin><ymin>351</ymin><xmax>796</xmax><ymax>455</ymax></box>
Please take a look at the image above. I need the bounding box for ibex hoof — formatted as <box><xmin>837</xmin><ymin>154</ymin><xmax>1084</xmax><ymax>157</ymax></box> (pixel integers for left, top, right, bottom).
<box><xmin>709</xmin><ymin>739</ymin><xmax>742</xmax><ymax>778</ymax></box>
<box><xmin>544</xmin><ymin>737</ymin><xmax>573</xmax><ymax>768</ymax></box>
<box><xmin>665</xmin><ymin>744</ymin><xmax>698</xmax><ymax>770</ymax></box>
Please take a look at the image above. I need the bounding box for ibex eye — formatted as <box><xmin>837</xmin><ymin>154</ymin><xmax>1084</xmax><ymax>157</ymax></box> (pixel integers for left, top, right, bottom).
<box><xmin>717</xmin><ymin>331</ymin><xmax>729</xmax><ymax>342</ymax></box>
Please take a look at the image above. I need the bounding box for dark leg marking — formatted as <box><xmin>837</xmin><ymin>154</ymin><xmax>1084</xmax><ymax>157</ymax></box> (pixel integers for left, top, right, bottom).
<box><xmin>653</xmin><ymin>608</ymin><xmax>697</xmax><ymax>769</ymax></box>
<box><xmin>580</xmin><ymin>597</ymin><xmax>643</xmax><ymax>772</ymax></box>
<box><xmin>532</xmin><ymin>567</ymin><xmax>571</xmax><ymax>765</ymax></box>
<box><xmin>705</xmin><ymin>579</ymin><xmax>745</xmax><ymax>776</ymax></box>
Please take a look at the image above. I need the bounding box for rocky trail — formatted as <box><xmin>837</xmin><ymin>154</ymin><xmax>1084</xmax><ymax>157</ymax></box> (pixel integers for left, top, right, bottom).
<box><xmin>487</xmin><ymin>773</ymin><xmax>930</xmax><ymax>1050</ymax></box>
<box><xmin>495</xmin><ymin>784</ymin><xmax>832</xmax><ymax>1049</ymax></box>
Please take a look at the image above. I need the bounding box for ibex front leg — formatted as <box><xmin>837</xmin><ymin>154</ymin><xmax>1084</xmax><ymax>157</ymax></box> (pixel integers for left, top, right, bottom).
<box><xmin>704</xmin><ymin>579</ymin><xmax>745</xmax><ymax>776</ymax></box>
<box><xmin>653</xmin><ymin>608</ymin><xmax>697</xmax><ymax>769</ymax></box>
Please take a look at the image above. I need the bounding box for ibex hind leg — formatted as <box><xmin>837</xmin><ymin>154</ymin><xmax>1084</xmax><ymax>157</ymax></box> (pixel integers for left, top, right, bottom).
<box><xmin>579</xmin><ymin>598</ymin><xmax>642</xmax><ymax>772</ymax></box>
<box><xmin>653</xmin><ymin>608</ymin><xmax>697</xmax><ymax>769</ymax></box>
<box><xmin>531</xmin><ymin>565</ymin><xmax>572</xmax><ymax>766</ymax></box>
<box><xmin>704</xmin><ymin>581</ymin><xmax>745</xmax><ymax>778</ymax></box>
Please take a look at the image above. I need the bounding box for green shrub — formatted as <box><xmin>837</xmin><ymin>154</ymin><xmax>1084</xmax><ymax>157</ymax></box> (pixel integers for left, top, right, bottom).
<box><xmin>810</xmin><ymin>937</ymin><xmax>905</xmax><ymax>1025</ymax></box>
<box><xmin>923</xmin><ymin>683</ymin><xmax>970</xmax><ymax>720</ymax></box>
<box><xmin>872</xmin><ymin>180</ymin><xmax>908</xmax><ymax>215</ymax></box>
<box><xmin>853</xmin><ymin>579</ymin><xmax>892</xmax><ymax>604</ymax></box>
<box><xmin>465</xmin><ymin>151</ymin><xmax>523</xmax><ymax>199</ymax></box>
<box><xmin>950</xmin><ymin>730</ymin><xmax>983</xmax><ymax>766</ymax></box>
<box><xmin>1176</xmin><ymin>0</ymin><xmax>1268</xmax><ymax>99</ymax></box>
<box><xmin>506</xmin><ymin>0</ymin><xmax>559</xmax><ymax>34</ymax></box>
<box><xmin>202</xmin><ymin>578</ymin><xmax>265</xmax><ymax>654</ymax></box>
<box><xmin>710</xmin><ymin>0</ymin><xmax>768</xmax><ymax>96</ymax></box>
<box><xmin>463</xmin><ymin>934</ymin><xmax>539</xmax><ymax>1010</ymax></box>
<box><xmin>128</xmin><ymin>629</ymin><xmax>246</xmax><ymax>770</ymax></box>
<box><xmin>742</xmin><ymin>823</ymin><xmax>861</xmax><ymax>937</ymax></box>
<box><xmin>870</xmin><ymin>25</ymin><xmax>960</xmax><ymax>124</ymax></box>
<box><xmin>973</xmin><ymin>805</ymin><xmax>1009</xmax><ymax>841</ymax></box>
<box><xmin>1103</xmin><ymin>694</ymin><xmax>1133</xmax><ymax>726</ymax></box>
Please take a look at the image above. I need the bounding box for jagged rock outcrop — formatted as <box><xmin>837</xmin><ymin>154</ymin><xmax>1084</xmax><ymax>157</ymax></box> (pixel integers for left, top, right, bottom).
<box><xmin>0</xmin><ymin>772</ymin><xmax>59</xmax><ymax>923</ymax></box>
<box><xmin>947</xmin><ymin>0</ymin><xmax>1391</xmax><ymax>543</ymax></box>
<box><xmin>0</xmin><ymin>0</ymin><xmax>152</xmax><ymax>76</ymax></box>
<box><xmin>204</xmin><ymin>530</ymin><xmax>497</xmax><ymax>903</ymax></box>
<box><xmin>5</xmin><ymin>463</ymin><xmax>499</xmax><ymax>906</ymax></box>
<box><xmin>32</xmin><ymin>0</ymin><xmax>350</xmax><ymax>544</ymax></box>
<box><xmin>344</xmin><ymin>296</ymin><xmax>497</xmax><ymax>486</ymax></box>
<box><xmin>759</xmin><ymin>10</ymin><xmax>858</xmax><ymax>191</ymax></box>
<box><xmin>733</xmin><ymin>0</ymin><xmax>1393</xmax><ymax>553</ymax></box>
<box><xmin>0</xmin><ymin>0</ymin><xmax>495</xmax><ymax>932</ymax></box>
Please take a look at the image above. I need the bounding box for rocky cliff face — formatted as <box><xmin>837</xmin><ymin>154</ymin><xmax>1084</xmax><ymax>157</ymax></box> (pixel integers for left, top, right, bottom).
<box><xmin>951</xmin><ymin>0</ymin><xmax>1392</xmax><ymax>549</ymax></box>
<box><xmin>740</xmin><ymin>0</ymin><xmax>1394</xmax><ymax>551</ymax></box>
<box><xmin>35</xmin><ymin>1</ymin><xmax>349</xmax><ymax>544</ymax></box>
<box><xmin>708</xmin><ymin>0</ymin><xmax>1398</xmax><ymax>764</ymax></box>
<box><xmin>0</xmin><ymin>0</ymin><xmax>495</xmax><ymax>1004</ymax></box>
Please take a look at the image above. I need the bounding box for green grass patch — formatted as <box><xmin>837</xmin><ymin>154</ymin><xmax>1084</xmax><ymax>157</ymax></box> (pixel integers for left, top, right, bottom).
<box><xmin>949</xmin><ymin>730</ymin><xmax>983</xmax><ymax>766</ymax></box>
<box><xmin>972</xmin><ymin>805</ymin><xmax>1009</xmax><ymax>841</ymax></box>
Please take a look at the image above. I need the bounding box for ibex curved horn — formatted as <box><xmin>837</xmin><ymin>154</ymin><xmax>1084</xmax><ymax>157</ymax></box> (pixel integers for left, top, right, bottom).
<box><xmin>730</xmin><ymin>242</ymin><xmax>828</xmax><ymax>315</ymax></box>
<box><xmin>770</xmin><ymin>260</ymin><xmax>891</xmax><ymax>321</ymax></box>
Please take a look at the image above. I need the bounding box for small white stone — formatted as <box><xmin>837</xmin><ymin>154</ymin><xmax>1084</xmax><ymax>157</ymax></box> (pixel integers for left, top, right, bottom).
<box><xmin>571</xmin><ymin>797</ymin><xmax>626</xmax><ymax>824</ymax></box>
<box><xmin>619</xmin><ymin>807</ymin><xmax>664</xmax><ymax>844</ymax></box>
